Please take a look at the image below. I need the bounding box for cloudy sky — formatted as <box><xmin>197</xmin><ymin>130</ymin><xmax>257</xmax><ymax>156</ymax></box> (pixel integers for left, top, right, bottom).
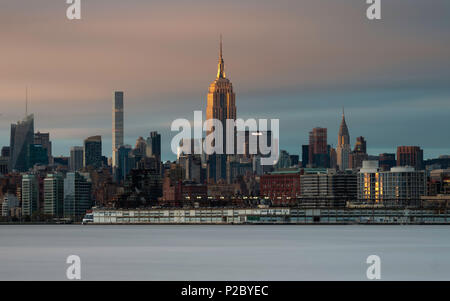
<box><xmin>1</xmin><ymin>0</ymin><xmax>449</xmax><ymax>161</ymax></box>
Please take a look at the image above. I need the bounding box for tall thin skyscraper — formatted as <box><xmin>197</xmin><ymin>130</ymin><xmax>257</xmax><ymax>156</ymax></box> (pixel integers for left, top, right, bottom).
<box><xmin>336</xmin><ymin>109</ymin><xmax>351</xmax><ymax>170</ymax></box>
<box><xmin>206</xmin><ymin>36</ymin><xmax>236</xmax><ymax>182</ymax></box>
<box><xmin>112</xmin><ymin>91</ymin><xmax>124</xmax><ymax>168</ymax></box>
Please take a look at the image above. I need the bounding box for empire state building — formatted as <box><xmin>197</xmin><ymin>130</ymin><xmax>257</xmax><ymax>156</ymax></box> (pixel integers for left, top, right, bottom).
<box><xmin>206</xmin><ymin>37</ymin><xmax>236</xmax><ymax>182</ymax></box>
<box><xmin>206</xmin><ymin>37</ymin><xmax>236</xmax><ymax>129</ymax></box>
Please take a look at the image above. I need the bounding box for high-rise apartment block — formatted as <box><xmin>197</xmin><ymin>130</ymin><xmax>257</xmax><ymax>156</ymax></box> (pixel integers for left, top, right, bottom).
<box><xmin>64</xmin><ymin>172</ymin><xmax>92</xmax><ymax>218</ymax></box>
<box><xmin>22</xmin><ymin>174</ymin><xmax>39</xmax><ymax>216</ymax></box>
<box><xmin>44</xmin><ymin>173</ymin><xmax>64</xmax><ymax>217</ymax></box>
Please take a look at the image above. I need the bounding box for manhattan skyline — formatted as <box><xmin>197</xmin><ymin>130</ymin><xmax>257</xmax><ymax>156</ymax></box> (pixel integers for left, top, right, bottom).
<box><xmin>1</xmin><ymin>0</ymin><xmax>449</xmax><ymax>160</ymax></box>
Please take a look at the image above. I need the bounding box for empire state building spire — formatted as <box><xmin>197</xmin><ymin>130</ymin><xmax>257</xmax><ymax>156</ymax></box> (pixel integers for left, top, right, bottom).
<box><xmin>217</xmin><ymin>35</ymin><xmax>226</xmax><ymax>79</ymax></box>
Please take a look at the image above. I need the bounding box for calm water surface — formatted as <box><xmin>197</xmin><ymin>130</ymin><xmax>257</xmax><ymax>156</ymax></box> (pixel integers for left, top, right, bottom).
<box><xmin>0</xmin><ymin>225</ymin><xmax>449</xmax><ymax>280</ymax></box>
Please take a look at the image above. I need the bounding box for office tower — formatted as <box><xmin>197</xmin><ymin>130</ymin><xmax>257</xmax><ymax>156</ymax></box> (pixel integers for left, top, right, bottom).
<box><xmin>83</xmin><ymin>135</ymin><xmax>102</xmax><ymax>169</ymax></box>
<box><xmin>22</xmin><ymin>174</ymin><xmax>39</xmax><ymax>216</ymax></box>
<box><xmin>27</xmin><ymin>144</ymin><xmax>49</xmax><ymax>168</ymax></box>
<box><xmin>302</xmin><ymin>145</ymin><xmax>309</xmax><ymax>168</ymax></box>
<box><xmin>349</xmin><ymin>136</ymin><xmax>368</xmax><ymax>170</ymax></box>
<box><xmin>336</xmin><ymin>110</ymin><xmax>351</xmax><ymax>171</ymax></box>
<box><xmin>34</xmin><ymin>132</ymin><xmax>52</xmax><ymax>164</ymax></box>
<box><xmin>308</xmin><ymin>127</ymin><xmax>328</xmax><ymax>168</ymax></box>
<box><xmin>276</xmin><ymin>150</ymin><xmax>292</xmax><ymax>169</ymax></box>
<box><xmin>378</xmin><ymin>153</ymin><xmax>396</xmax><ymax>171</ymax></box>
<box><xmin>357</xmin><ymin>161</ymin><xmax>426</xmax><ymax>206</ymax></box>
<box><xmin>206</xmin><ymin>37</ymin><xmax>236</xmax><ymax>182</ymax></box>
<box><xmin>146</xmin><ymin>131</ymin><xmax>161</xmax><ymax>159</ymax></box>
<box><xmin>178</xmin><ymin>138</ymin><xmax>203</xmax><ymax>183</ymax></box>
<box><xmin>397</xmin><ymin>146</ymin><xmax>424</xmax><ymax>170</ymax></box>
<box><xmin>1</xmin><ymin>147</ymin><xmax>10</xmax><ymax>158</ymax></box>
<box><xmin>10</xmin><ymin>114</ymin><xmax>34</xmax><ymax>172</ymax></box>
<box><xmin>112</xmin><ymin>91</ymin><xmax>124</xmax><ymax>168</ymax></box>
<box><xmin>44</xmin><ymin>173</ymin><xmax>64</xmax><ymax>217</ymax></box>
<box><xmin>64</xmin><ymin>172</ymin><xmax>92</xmax><ymax>218</ymax></box>
<box><xmin>134</xmin><ymin>137</ymin><xmax>147</xmax><ymax>158</ymax></box>
<box><xmin>0</xmin><ymin>157</ymin><xmax>8</xmax><ymax>174</ymax></box>
<box><xmin>329</xmin><ymin>147</ymin><xmax>338</xmax><ymax>170</ymax></box>
<box><xmin>290</xmin><ymin>155</ymin><xmax>299</xmax><ymax>167</ymax></box>
<box><xmin>353</xmin><ymin>136</ymin><xmax>367</xmax><ymax>153</ymax></box>
<box><xmin>69</xmin><ymin>146</ymin><xmax>84</xmax><ymax>171</ymax></box>
<box><xmin>116</xmin><ymin>145</ymin><xmax>133</xmax><ymax>182</ymax></box>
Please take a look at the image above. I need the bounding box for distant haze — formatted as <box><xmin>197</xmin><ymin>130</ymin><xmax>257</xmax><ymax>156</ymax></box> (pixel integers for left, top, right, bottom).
<box><xmin>1</xmin><ymin>0</ymin><xmax>449</xmax><ymax>160</ymax></box>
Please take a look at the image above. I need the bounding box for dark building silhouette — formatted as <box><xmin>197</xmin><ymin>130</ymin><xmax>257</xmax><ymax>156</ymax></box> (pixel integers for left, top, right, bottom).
<box><xmin>397</xmin><ymin>146</ymin><xmax>423</xmax><ymax>170</ymax></box>
<box><xmin>10</xmin><ymin>114</ymin><xmax>34</xmax><ymax>172</ymax></box>
<box><xmin>379</xmin><ymin>153</ymin><xmax>396</xmax><ymax>171</ymax></box>
<box><xmin>302</xmin><ymin>145</ymin><xmax>309</xmax><ymax>168</ymax></box>
<box><xmin>83</xmin><ymin>136</ymin><xmax>102</xmax><ymax>169</ymax></box>
<box><xmin>34</xmin><ymin>132</ymin><xmax>52</xmax><ymax>164</ymax></box>
<box><xmin>308</xmin><ymin>127</ymin><xmax>328</xmax><ymax>168</ymax></box>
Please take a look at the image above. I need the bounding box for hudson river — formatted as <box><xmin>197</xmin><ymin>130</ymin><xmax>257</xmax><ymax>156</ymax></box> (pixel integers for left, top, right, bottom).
<box><xmin>0</xmin><ymin>225</ymin><xmax>449</xmax><ymax>280</ymax></box>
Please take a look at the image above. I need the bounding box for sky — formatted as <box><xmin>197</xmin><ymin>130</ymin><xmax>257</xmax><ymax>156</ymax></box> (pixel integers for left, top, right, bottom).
<box><xmin>0</xmin><ymin>0</ymin><xmax>449</xmax><ymax>161</ymax></box>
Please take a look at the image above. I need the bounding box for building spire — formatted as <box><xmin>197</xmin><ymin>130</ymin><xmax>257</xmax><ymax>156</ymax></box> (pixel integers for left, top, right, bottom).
<box><xmin>25</xmin><ymin>86</ymin><xmax>28</xmax><ymax>117</ymax></box>
<box><xmin>219</xmin><ymin>34</ymin><xmax>223</xmax><ymax>60</ymax></box>
<box><xmin>217</xmin><ymin>34</ymin><xmax>225</xmax><ymax>79</ymax></box>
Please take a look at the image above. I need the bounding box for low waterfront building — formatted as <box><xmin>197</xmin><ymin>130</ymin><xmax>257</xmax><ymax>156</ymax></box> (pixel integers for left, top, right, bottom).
<box><xmin>300</xmin><ymin>169</ymin><xmax>357</xmax><ymax>207</ymax></box>
<box><xmin>260</xmin><ymin>169</ymin><xmax>302</xmax><ymax>206</ymax></box>
<box><xmin>357</xmin><ymin>161</ymin><xmax>427</xmax><ymax>206</ymax></box>
<box><xmin>92</xmin><ymin>207</ymin><xmax>450</xmax><ymax>225</ymax></box>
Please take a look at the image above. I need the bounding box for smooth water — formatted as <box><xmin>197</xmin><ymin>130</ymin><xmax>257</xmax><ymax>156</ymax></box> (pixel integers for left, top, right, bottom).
<box><xmin>0</xmin><ymin>225</ymin><xmax>449</xmax><ymax>280</ymax></box>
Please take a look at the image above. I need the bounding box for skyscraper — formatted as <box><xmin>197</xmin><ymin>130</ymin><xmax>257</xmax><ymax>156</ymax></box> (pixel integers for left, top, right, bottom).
<box><xmin>146</xmin><ymin>131</ymin><xmax>161</xmax><ymax>159</ymax></box>
<box><xmin>22</xmin><ymin>174</ymin><xmax>39</xmax><ymax>216</ymax></box>
<box><xmin>10</xmin><ymin>114</ymin><xmax>34</xmax><ymax>172</ymax></box>
<box><xmin>69</xmin><ymin>146</ymin><xmax>84</xmax><ymax>171</ymax></box>
<box><xmin>397</xmin><ymin>146</ymin><xmax>424</xmax><ymax>170</ymax></box>
<box><xmin>336</xmin><ymin>110</ymin><xmax>351</xmax><ymax>171</ymax></box>
<box><xmin>349</xmin><ymin>136</ymin><xmax>368</xmax><ymax>170</ymax></box>
<box><xmin>309</xmin><ymin>127</ymin><xmax>328</xmax><ymax>168</ymax></box>
<box><xmin>34</xmin><ymin>132</ymin><xmax>52</xmax><ymax>164</ymax></box>
<box><xmin>379</xmin><ymin>153</ymin><xmax>396</xmax><ymax>171</ymax></box>
<box><xmin>112</xmin><ymin>91</ymin><xmax>124</xmax><ymax>168</ymax></box>
<box><xmin>83</xmin><ymin>136</ymin><xmax>102</xmax><ymax>169</ymax></box>
<box><xmin>64</xmin><ymin>172</ymin><xmax>92</xmax><ymax>218</ymax></box>
<box><xmin>116</xmin><ymin>145</ymin><xmax>133</xmax><ymax>182</ymax></box>
<box><xmin>44</xmin><ymin>173</ymin><xmax>64</xmax><ymax>217</ymax></box>
<box><xmin>206</xmin><ymin>37</ymin><xmax>236</xmax><ymax>182</ymax></box>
